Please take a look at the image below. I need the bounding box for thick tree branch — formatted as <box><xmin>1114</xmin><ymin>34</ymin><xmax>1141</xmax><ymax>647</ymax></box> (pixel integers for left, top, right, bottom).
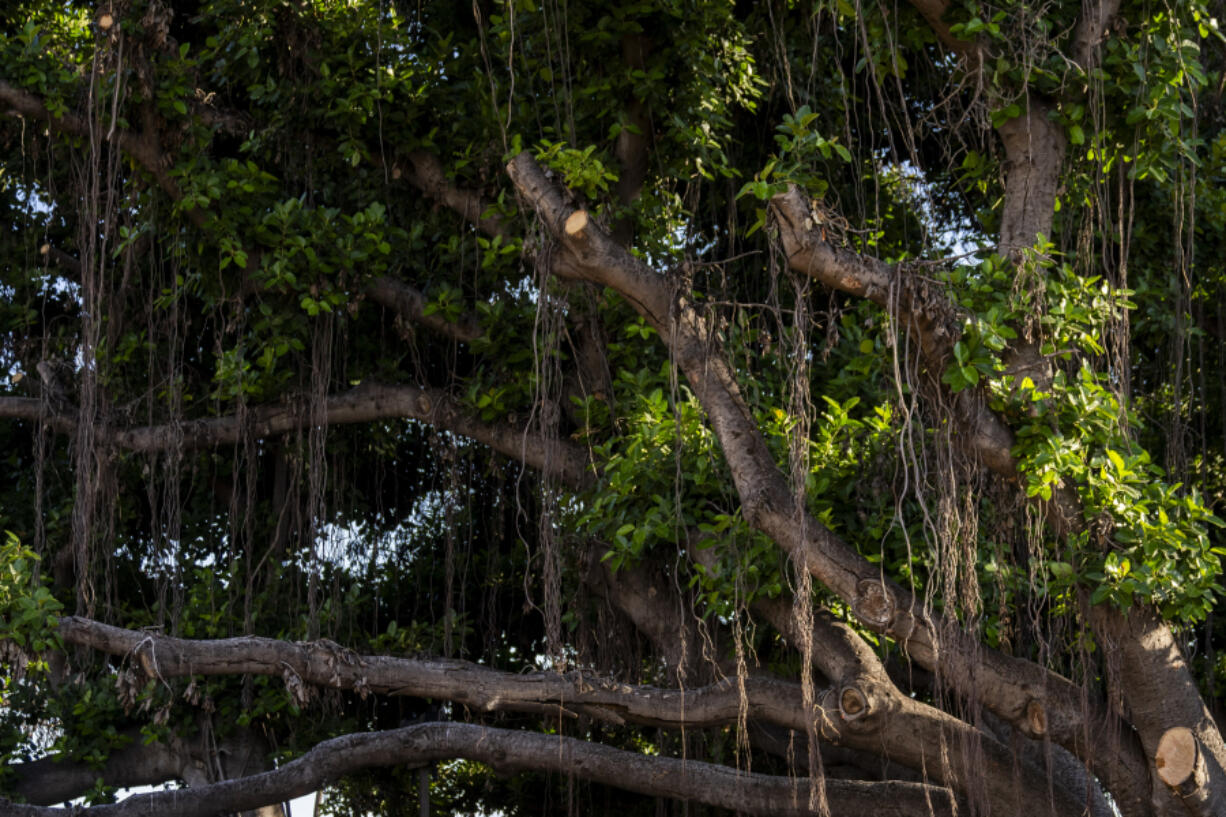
<box><xmin>56</xmin><ymin>611</ymin><xmax>1086</xmax><ymax>815</ymax></box>
<box><xmin>0</xmin><ymin>384</ymin><xmax>593</xmax><ymax>488</ymax></box>
<box><xmin>582</xmin><ymin>554</ymin><xmax>713</xmax><ymax>679</ymax></box>
<box><xmin>770</xmin><ymin>189</ymin><xmax>1019</xmax><ymax>479</ymax></box>
<box><xmin>506</xmin><ymin>150</ymin><xmax>1150</xmax><ymax>814</ymax></box>
<box><xmin>753</xmin><ymin>598</ymin><xmax>1091</xmax><ymax>817</ymax></box>
<box><xmin>996</xmin><ymin>96</ymin><xmax>1066</xmax><ymax>254</ymax></box>
<box><xmin>1091</xmin><ymin>604</ymin><xmax>1226</xmax><ymax>817</ymax></box>
<box><xmin>981</xmin><ymin>18</ymin><xmax>1226</xmax><ymax>812</ymax></box>
<box><xmin>55</xmin><ymin>615</ymin><xmax>804</xmax><ymax>733</ymax></box>
<box><xmin>1</xmin><ymin>723</ymin><xmax>958</xmax><ymax>817</ymax></box>
<box><xmin>8</xmin><ymin>733</ymin><xmax>186</xmax><ymax>806</ymax></box>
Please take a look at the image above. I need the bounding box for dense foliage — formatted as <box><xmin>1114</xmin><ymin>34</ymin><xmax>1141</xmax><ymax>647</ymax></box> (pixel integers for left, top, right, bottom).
<box><xmin>2</xmin><ymin>0</ymin><xmax>1226</xmax><ymax>815</ymax></box>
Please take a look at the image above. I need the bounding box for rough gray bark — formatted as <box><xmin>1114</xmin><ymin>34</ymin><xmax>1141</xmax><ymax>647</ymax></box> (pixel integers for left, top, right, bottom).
<box><xmin>2</xmin><ymin>723</ymin><xmax>958</xmax><ymax>817</ymax></box>
<box><xmin>8</xmin><ymin>728</ymin><xmax>282</xmax><ymax>817</ymax></box>
<box><xmin>395</xmin><ymin>150</ymin><xmax>511</xmax><ymax>239</ymax></box>
<box><xmin>996</xmin><ymin>96</ymin><xmax>1066</xmax><ymax>255</ymax></box>
<box><xmin>54</xmin><ymin>616</ymin><xmax>804</xmax><ymax>732</ymax></box>
<box><xmin>506</xmin><ymin>151</ymin><xmax>1124</xmax><ymax>814</ymax></box>
<box><xmin>1092</xmin><ymin>605</ymin><xmax>1226</xmax><ymax>816</ymax></box>
<box><xmin>0</xmin><ymin>384</ymin><xmax>592</xmax><ymax>488</ymax></box>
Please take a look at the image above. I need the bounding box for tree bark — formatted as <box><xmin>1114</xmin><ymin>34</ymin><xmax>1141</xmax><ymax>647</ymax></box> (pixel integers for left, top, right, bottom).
<box><xmin>0</xmin><ymin>384</ymin><xmax>593</xmax><ymax>488</ymax></box>
<box><xmin>1</xmin><ymin>722</ymin><xmax>958</xmax><ymax>817</ymax></box>
<box><xmin>55</xmin><ymin>616</ymin><xmax>805</xmax><ymax>732</ymax></box>
<box><xmin>507</xmin><ymin>150</ymin><xmax>1142</xmax><ymax>814</ymax></box>
<box><xmin>7</xmin><ymin>727</ymin><xmax>281</xmax><ymax>815</ymax></box>
<box><xmin>365</xmin><ymin>277</ymin><xmax>484</xmax><ymax>343</ymax></box>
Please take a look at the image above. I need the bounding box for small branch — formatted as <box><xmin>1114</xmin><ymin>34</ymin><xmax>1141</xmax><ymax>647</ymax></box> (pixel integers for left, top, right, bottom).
<box><xmin>38</xmin><ymin>244</ymin><xmax>83</xmax><ymax>279</ymax></box>
<box><xmin>366</xmin><ymin>277</ymin><xmax>484</xmax><ymax>343</ymax></box>
<box><xmin>1</xmin><ymin>722</ymin><xmax>959</xmax><ymax>817</ymax></box>
<box><xmin>193</xmin><ymin>102</ymin><xmax>253</xmax><ymax>137</ymax></box>
<box><xmin>507</xmin><ymin>151</ymin><xmax>1149</xmax><ymax>812</ymax></box>
<box><xmin>770</xmin><ymin>187</ymin><xmax>1019</xmax><ymax>478</ymax></box>
<box><xmin>904</xmin><ymin>0</ymin><xmax>983</xmax><ymax>69</ymax></box>
<box><xmin>506</xmin><ymin>154</ymin><xmax>672</xmax><ymax>324</ymax></box>
<box><xmin>0</xmin><ymin>80</ymin><xmax>202</xmax><ymax>227</ymax></box>
<box><xmin>1071</xmin><ymin>0</ymin><xmax>1123</xmax><ymax>73</ymax></box>
<box><xmin>397</xmin><ymin>151</ymin><xmax>511</xmax><ymax>240</ymax></box>
<box><xmin>611</xmin><ymin>34</ymin><xmax>653</xmax><ymax>247</ymax></box>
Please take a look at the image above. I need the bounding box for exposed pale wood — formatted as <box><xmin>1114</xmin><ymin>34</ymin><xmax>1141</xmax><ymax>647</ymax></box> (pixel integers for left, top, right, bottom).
<box><xmin>564</xmin><ymin>209</ymin><xmax>590</xmax><ymax>237</ymax></box>
<box><xmin>1156</xmin><ymin>727</ymin><xmax>1199</xmax><ymax>788</ymax></box>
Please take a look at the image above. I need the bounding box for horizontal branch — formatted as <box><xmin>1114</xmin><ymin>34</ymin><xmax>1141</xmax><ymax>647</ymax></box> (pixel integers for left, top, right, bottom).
<box><xmin>34</xmin><ymin>244</ymin><xmax>481</xmax><ymax>348</ymax></box>
<box><xmin>1</xmin><ymin>722</ymin><xmax>958</xmax><ymax>817</ymax></box>
<box><xmin>64</xmin><ymin>611</ymin><xmax>1082</xmax><ymax>816</ymax></box>
<box><xmin>8</xmin><ymin>733</ymin><xmax>185</xmax><ymax>806</ymax></box>
<box><xmin>59</xmin><ymin>613</ymin><xmax>1086</xmax><ymax>815</ymax></box>
<box><xmin>0</xmin><ymin>383</ymin><xmax>593</xmax><ymax>488</ymax></box>
<box><xmin>57</xmin><ymin>616</ymin><xmax>804</xmax><ymax>732</ymax></box>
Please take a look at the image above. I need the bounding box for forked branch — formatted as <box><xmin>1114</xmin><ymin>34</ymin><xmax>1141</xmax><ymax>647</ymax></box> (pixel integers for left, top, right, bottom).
<box><xmin>505</xmin><ymin>150</ymin><xmax>1150</xmax><ymax>813</ymax></box>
